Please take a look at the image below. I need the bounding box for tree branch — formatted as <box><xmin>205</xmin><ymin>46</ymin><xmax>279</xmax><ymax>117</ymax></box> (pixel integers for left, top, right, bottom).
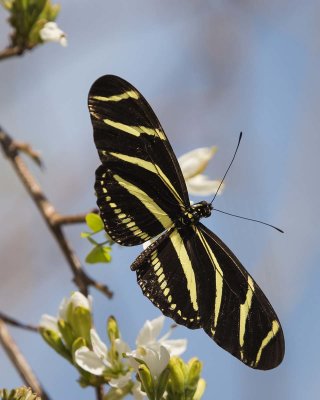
<box><xmin>0</xmin><ymin>319</ymin><xmax>51</xmax><ymax>400</ymax></box>
<box><xmin>0</xmin><ymin>46</ymin><xmax>24</xmax><ymax>61</ymax></box>
<box><xmin>0</xmin><ymin>312</ymin><xmax>38</xmax><ymax>332</ymax></box>
<box><xmin>95</xmin><ymin>385</ymin><xmax>104</xmax><ymax>400</ymax></box>
<box><xmin>52</xmin><ymin>209</ymin><xmax>98</xmax><ymax>226</ymax></box>
<box><xmin>0</xmin><ymin>129</ymin><xmax>113</xmax><ymax>298</ymax></box>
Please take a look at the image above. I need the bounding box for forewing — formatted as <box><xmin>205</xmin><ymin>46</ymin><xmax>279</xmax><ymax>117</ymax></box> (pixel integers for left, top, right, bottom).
<box><xmin>89</xmin><ymin>75</ymin><xmax>189</xmax><ymax>245</ymax></box>
<box><xmin>193</xmin><ymin>223</ymin><xmax>285</xmax><ymax>370</ymax></box>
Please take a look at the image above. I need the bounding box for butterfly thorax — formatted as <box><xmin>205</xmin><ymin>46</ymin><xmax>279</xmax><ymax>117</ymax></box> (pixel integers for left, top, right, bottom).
<box><xmin>177</xmin><ymin>201</ymin><xmax>212</xmax><ymax>228</ymax></box>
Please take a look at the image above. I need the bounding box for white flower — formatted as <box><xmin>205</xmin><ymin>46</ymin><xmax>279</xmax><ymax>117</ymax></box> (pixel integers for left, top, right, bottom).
<box><xmin>126</xmin><ymin>345</ymin><xmax>170</xmax><ymax>380</ymax></box>
<box><xmin>125</xmin><ymin>316</ymin><xmax>186</xmax><ymax>383</ymax></box>
<box><xmin>178</xmin><ymin>146</ymin><xmax>224</xmax><ymax>196</ymax></box>
<box><xmin>74</xmin><ymin>328</ymin><xmax>130</xmax><ymax>376</ymax></box>
<box><xmin>136</xmin><ymin>316</ymin><xmax>187</xmax><ymax>357</ymax></box>
<box><xmin>75</xmin><ymin>328</ymin><xmax>112</xmax><ymax>375</ymax></box>
<box><xmin>39</xmin><ymin>21</ymin><xmax>67</xmax><ymax>47</ymax></box>
<box><xmin>58</xmin><ymin>291</ymin><xmax>92</xmax><ymax>320</ymax></box>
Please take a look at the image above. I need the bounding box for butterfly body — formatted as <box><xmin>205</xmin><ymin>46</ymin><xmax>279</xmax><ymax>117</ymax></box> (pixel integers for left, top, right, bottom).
<box><xmin>89</xmin><ymin>75</ymin><xmax>285</xmax><ymax>370</ymax></box>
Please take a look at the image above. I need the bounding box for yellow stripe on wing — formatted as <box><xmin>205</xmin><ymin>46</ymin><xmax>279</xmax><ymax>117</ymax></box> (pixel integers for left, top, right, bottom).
<box><xmin>239</xmin><ymin>276</ymin><xmax>254</xmax><ymax>360</ymax></box>
<box><xmin>91</xmin><ymin>90</ymin><xmax>139</xmax><ymax>102</ymax></box>
<box><xmin>196</xmin><ymin>228</ymin><xmax>223</xmax><ymax>335</ymax></box>
<box><xmin>109</xmin><ymin>152</ymin><xmax>183</xmax><ymax>205</ymax></box>
<box><xmin>113</xmin><ymin>173</ymin><xmax>198</xmax><ymax>312</ymax></box>
<box><xmin>254</xmin><ymin>320</ymin><xmax>280</xmax><ymax>367</ymax></box>
<box><xmin>102</xmin><ymin>118</ymin><xmax>166</xmax><ymax>140</ymax></box>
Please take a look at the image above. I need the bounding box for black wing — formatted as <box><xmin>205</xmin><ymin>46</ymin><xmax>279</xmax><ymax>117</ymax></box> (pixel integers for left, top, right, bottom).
<box><xmin>88</xmin><ymin>75</ymin><xmax>189</xmax><ymax>246</ymax></box>
<box><xmin>133</xmin><ymin>226</ymin><xmax>202</xmax><ymax>329</ymax></box>
<box><xmin>133</xmin><ymin>223</ymin><xmax>285</xmax><ymax>370</ymax></box>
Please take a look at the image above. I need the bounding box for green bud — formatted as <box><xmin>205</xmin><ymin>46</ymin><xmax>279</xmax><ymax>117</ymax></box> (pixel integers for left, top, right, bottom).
<box><xmin>39</xmin><ymin>327</ymin><xmax>71</xmax><ymax>362</ymax></box>
<box><xmin>193</xmin><ymin>378</ymin><xmax>206</xmax><ymax>400</ymax></box>
<box><xmin>155</xmin><ymin>367</ymin><xmax>170</xmax><ymax>400</ymax></box>
<box><xmin>168</xmin><ymin>357</ymin><xmax>186</xmax><ymax>397</ymax></box>
<box><xmin>185</xmin><ymin>358</ymin><xmax>202</xmax><ymax>397</ymax></box>
<box><xmin>107</xmin><ymin>316</ymin><xmax>120</xmax><ymax>343</ymax></box>
<box><xmin>69</xmin><ymin>306</ymin><xmax>92</xmax><ymax>344</ymax></box>
<box><xmin>57</xmin><ymin>319</ymin><xmax>75</xmax><ymax>349</ymax></box>
<box><xmin>138</xmin><ymin>364</ymin><xmax>155</xmax><ymax>400</ymax></box>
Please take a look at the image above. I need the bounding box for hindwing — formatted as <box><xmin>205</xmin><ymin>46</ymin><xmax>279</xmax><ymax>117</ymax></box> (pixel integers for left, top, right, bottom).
<box><xmin>133</xmin><ymin>226</ymin><xmax>202</xmax><ymax>329</ymax></box>
<box><xmin>133</xmin><ymin>223</ymin><xmax>284</xmax><ymax>370</ymax></box>
<box><xmin>89</xmin><ymin>75</ymin><xmax>189</xmax><ymax>245</ymax></box>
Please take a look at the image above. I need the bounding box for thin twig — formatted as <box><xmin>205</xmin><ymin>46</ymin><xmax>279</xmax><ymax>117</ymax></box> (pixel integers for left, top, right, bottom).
<box><xmin>0</xmin><ymin>46</ymin><xmax>24</xmax><ymax>61</ymax></box>
<box><xmin>95</xmin><ymin>385</ymin><xmax>104</xmax><ymax>400</ymax></box>
<box><xmin>52</xmin><ymin>209</ymin><xmax>98</xmax><ymax>226</ymax></box>
<box><xmin>15</xmin><ymin>140</ymin><xmax>43</xmax><ymax>167</ymax></box>
<box><xmin>0</xmin><ymin>312</ymin><xmax>38</xmax><ymax>332</ymax></box>
<box><xmin>0</xmin><ymin>319</ymin><xmax>51</xmax><ymax>400</ymax></box>
<box><xmin>0</xmin><ymin>129</ymin><xmax>113</xmax><ymax>298</ymax></box>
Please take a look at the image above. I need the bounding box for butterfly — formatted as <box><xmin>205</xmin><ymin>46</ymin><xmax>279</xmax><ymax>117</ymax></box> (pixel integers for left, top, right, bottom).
<box><xmin>88</xmin><ymin>75</ymin><xmax>285</xmax><ymax>370</ymax></box>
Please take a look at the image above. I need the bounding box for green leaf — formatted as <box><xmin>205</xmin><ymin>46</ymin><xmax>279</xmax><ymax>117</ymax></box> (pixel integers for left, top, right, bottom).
<box><xmin>85</xmin><ymin>245</ymin><xmax>111</xmax><ymax>264</ymax></box>
<box><xmin>80</xmin><ymin>231</ymin><xmax>92</xmax><ymax>238</ymax></box>
<box><xmin>86</xmin><ymin>213</ymin><xmax>104</xmax><ymax>232</ymax></box>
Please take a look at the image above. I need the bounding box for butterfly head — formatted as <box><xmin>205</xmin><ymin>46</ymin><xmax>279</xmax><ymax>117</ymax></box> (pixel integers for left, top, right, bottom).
<box><xmin>191</xmin><ymin>201</ymin><xmax>212</xmax><ymax>219</ymax></box>
<box><xmin>178</xmin><ymin>201</ymin><xmax>212</xmax><ymax>227</ymax></box>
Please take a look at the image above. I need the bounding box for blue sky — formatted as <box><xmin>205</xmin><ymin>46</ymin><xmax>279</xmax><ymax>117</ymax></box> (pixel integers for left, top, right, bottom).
<box><xmin>1</xmin><ymin>1</ymin><xmax>320</xmax><ymax>399</ymax></box>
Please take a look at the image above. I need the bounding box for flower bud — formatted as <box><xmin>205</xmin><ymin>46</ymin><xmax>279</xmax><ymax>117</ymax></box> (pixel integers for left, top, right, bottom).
<box><xmin>138</xmin><ymin>363</ymin><xmax>155</xmax><ymax>400</ymax></box>
<box><xmin>155</xmin><ymin>367</ymin><xmax>170</xmax><ymax>399</ymax></box>
<box><xmin>107</xmin><ymin>316</ymin><xmax>120</xmax><ymax>343</ymax></box>
<box><xmin>39</xmin><ymin>326</ymin><xmax>71</xmax><ymax>362</ymax></box>
<box><xmin>193</xmin><ymin>378</ymin><xmax>206</xmax><ymax>400</ymax></box>
<box><xmin>185</xmin><ymin>358</ymin><xmax>202</xmax><ymax>399</ymax></box>
<box><xmin>168</xmin><ymin>357</ymin><xmax>186</xmax><ymax>397</ymax></box>
<box><xmin>58</xmin><ymin>319</ymin><xmax>75</xmax><ymax>349</ymax></box>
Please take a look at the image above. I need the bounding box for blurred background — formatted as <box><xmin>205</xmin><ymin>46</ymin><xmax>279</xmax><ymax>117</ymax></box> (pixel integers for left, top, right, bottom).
<box><xmin>1</xmin><ymin>1</ymin><xmax>320</xmax><ymax>399</ymax></box>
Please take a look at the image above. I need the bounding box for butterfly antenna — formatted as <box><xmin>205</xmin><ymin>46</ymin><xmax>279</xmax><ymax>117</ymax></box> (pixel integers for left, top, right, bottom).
<box><xmin>210</xmin><ymin>132</ymin><xmax>242</xmax><ymax>205</ymax></box>
<box><xmin>214</xmin><ymin>208</ymin><xmax>284</xmax><ymax>233</ymax></box>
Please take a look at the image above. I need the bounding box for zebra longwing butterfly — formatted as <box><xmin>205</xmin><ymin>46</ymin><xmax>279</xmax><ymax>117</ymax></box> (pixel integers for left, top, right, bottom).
<box><xmin>88</xmin><ymin>75</ymin><xmax>285</xmax><ymax>370</ymax></box>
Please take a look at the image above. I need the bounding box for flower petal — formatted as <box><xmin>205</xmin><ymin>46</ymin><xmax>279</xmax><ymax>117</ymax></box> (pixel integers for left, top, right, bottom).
<box><xmin>39</xmin><ymin>314</ymin><xmax>59</xmax><ymax>332</ymax></box>
<box><xmin>39</xmin><ymin>21</ymin><xmax>67</xmax><ymax>47</ymax></box>
<box><xmin>125</xmin><ymin>349</ymin><xmax>141</xmax><ymax>371</ymax></box>
<box><xmin>58</xmin><ymin>291</ymin><xmax>92</xmax><ymax>320</ymax></box>
<box><xmin>136</xmin><ymin>316</ymin><xmax>165</xmax><ymax>347</ymax></box>
<box><xmin>186</xmin><ymin>174</ymin><xmax>224</xmax><ymax>196</ymax></box>
<box><xmin>144</xmin><ymin>346</ymin><xmax>170</xmax><ymax>379</ymax></box>
<box><xmin>58</xmin><ymin>297</ymin><xmax>68</xmax><ymax>320</ymax></box>
<box><xmin>132</xmin><ymin>381</ymin><xmax>146</xmax><ymax>400</ymax></box>
<box><xmin>161</xmin><ymin>339</ymin><xmax>187</xmax><ymax>356</ymax></box>
<box><xmin>178</xmin><ymin>147</ymin><xmax>217</xmax><ymax>179</ymax></box>
<box><xmin>109</xmin><ymin>371</ymin><xmax>132</xmax><ymax>388</ymax></box>
<box><xmin>90</xmin><ymin>328</ymin><xmax>108</xmax><ymax>359</ymax></box>
<box><xmin>75</xmin><ymin>346</ymin><xmax>107</xmax><ymax>375</ymax></box>
<box><xmin>115</xmin><ymin>338</ymin><xmax>130</xmax><ymax>357</ymax></box>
